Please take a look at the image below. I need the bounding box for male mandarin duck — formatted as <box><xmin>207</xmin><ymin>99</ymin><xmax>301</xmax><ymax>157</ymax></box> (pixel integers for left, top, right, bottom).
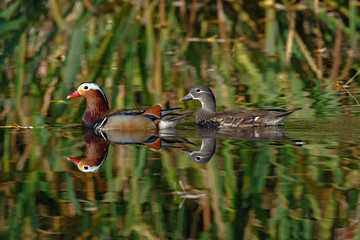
<box><xmin>67</xmin><ymin>82</ymin><xmax>193</xmax><ymax>130</ymax></box>
<box><xmin>181</xmin><ymin>85</ymin><xmax>301</xmax><ymax>128</ymax></box>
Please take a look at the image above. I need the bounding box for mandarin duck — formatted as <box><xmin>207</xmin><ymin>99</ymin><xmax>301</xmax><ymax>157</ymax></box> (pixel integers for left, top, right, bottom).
<box><xmin>181</xmin><ymin>85</ymin><xmax>301</xmax><ymax>129</ymax></box>
<box><xmin>67</xmin><ymin>82</ymin><xmax>193</xmax><ymax>130</ymax></box>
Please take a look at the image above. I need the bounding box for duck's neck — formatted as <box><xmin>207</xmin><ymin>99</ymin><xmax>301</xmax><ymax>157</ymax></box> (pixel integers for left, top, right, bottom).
<box><xmin>199</xmin><ymin>138</ymin><xmax>216</xmax><ymax>155</ymax></box>
<box><xmin>82</xmin><ymin>92</ymin><xmax>111</xmax><ymax>128</ymax></box>
<box><xmin>83</xmin><ymin>129</ymin><xmax>110</xmax><ymax>164</ymax></box>
<box><xmin>196</xmin><ymin>94</ymin><xmax>216</xmax><ymax>122</ymax></box>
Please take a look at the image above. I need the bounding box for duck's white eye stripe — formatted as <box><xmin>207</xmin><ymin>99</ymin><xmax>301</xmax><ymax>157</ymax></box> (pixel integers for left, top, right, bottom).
<box><xmin>80</xmin><ymin>83</ymin><xmax>101</xmax><ymax>91</ymax></box>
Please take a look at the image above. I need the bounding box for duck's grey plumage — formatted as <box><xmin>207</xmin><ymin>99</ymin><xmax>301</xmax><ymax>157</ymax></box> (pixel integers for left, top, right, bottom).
<box><xmin>181</xmin><ymin>85</ymin><xmax>301</xmax><ymax>128</ymax></box>
<box><xmin>181</xmin><ymin>137</ymin><xmax>216</xmax><ymax>163</ymax></box>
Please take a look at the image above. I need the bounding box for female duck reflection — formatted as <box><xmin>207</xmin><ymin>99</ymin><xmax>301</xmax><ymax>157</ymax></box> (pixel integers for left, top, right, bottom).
<box><xmin>181</xmin><ymin>126</ymin><xmax>303</xmax><ymax>164</ymax></box>
<box><xmin>181</xmin><ymin>137</ymin><xmax>216</xmax><ymax>164</ymax></box>
<box><xmin>68</xmin><ymin>129</ymin><xmax>192</xmax><ymax>172</ymax></box>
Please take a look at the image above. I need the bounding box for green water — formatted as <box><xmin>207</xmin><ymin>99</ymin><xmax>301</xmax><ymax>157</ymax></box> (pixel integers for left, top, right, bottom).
<box><xmin>1</xmin><ymin>1</ymin><xmax>360</xmax><ymax>239</ymax></box>
<box><xmin>1</xmin><ymin>113</ymin><xmax>360</xmax><ymax>239</ymax></box>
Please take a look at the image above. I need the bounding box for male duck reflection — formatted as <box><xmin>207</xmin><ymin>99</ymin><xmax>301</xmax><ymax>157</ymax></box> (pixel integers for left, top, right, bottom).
<box><xmin>67</xmin><ymin>82</ymin><xmax>193</xmax><ymax>130</ymax></box>
<box><xmin>67</xmin><ymin>130</ymin><xmax>110</xmax><ymax>172</ymax></box>
<box><xmin>181</xmin><ymin>85</ymin><xmax>301</xmax><ymax>128</ymax></box>
<box><xmin>68</xmin><ymin>129</ymin><xmax>193</xmax><ymax>172</ymax></box>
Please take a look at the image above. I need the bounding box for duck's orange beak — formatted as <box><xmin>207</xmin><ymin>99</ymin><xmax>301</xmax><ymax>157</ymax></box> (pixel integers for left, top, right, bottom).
<box><xmin>67</xmin><ymin>90</ymin><xmax>81</xmax><ymax>99</ymax></box>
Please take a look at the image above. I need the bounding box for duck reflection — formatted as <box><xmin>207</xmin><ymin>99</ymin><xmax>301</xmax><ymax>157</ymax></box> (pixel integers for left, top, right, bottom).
<box><xmin>181</xmin><ymin>125</ymin><xmax>302</xmax><ymax>163</ymax></box>
<box><xmin>196</xmin><ymin>125</ymin><xmax>288</xmax><ymax>141</ymax></box>
<box><xmin>181</xmin><ymin>137</ymin><xmax>216</xmax><ymax>163</ymax></box>
<box><xmin>68</xmin><ymin>128</ymin><xmax>192</xmax><ymax>172</ymax></box>
<box><xmin>67</xmin><ymin>129</ymin><xmax>110</xmax><ymax>172</ymax></box>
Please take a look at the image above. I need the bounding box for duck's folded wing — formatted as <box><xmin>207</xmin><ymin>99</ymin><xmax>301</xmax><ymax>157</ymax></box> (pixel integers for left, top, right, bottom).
<box><xmin>109</xmin><ymin>109</ymin><xmax>145</xmax><ymax>116</ymax></box>
<box><xmin>249</xmin><ymin>108</ymin><xmax>301</xmax><ymax>125</ymax></box>
<box><xmin>109</xmin><ymin>108</ymin><xmax>182</xmax><ymax>117</ymax></box>
<box><xmin>205</xmin><ymin>111</ymin><xmax>247</xmax><ymax>128</ymax></box>
<box><xmin>213</xmin><ymin>109</ymin><xmax>300</xmax><ymax>127</ymax></box>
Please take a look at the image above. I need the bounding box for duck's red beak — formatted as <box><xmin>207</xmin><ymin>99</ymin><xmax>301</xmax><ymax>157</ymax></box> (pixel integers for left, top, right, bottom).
<box><xmin>67</xmin><ymin>157</ymin><xmax>80</xmax><ymax>165</ymax></box>
<box><xmin>67</xmin><ymin>90</ymin><xmax>81</xmax><ymax>99</ymax></box>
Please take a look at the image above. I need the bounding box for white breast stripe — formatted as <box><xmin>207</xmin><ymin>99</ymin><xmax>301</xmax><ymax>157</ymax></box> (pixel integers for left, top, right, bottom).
<box><xmin>96</xmin><ymin>129</ymin><xmax>108</xmax><ymax>140</ymax></box>
<box><xmin>95</xmin><ymin>117</ymin><xmax>108</xmax><ymax>129</ymax></box>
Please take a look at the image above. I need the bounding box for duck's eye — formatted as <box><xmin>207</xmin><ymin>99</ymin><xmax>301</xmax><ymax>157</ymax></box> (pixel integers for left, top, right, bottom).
<box><xmin>84</xmin><ymin>166</ymin><xmax>89</xmax><ymax>170</ymax></box>
<box><xmin>84</xmin><ymin>86</ymin><xmax>89</xmax><ymax>90</ymax></box>
<box><xmin>195</xmin><ymin>156</ymin><xmax>201</xmax><ymax>161</ymax></box>
<box><xmin>195</xmin><ymin>88</ymin><xmax>201</xmax><ymax>93</ymax></box>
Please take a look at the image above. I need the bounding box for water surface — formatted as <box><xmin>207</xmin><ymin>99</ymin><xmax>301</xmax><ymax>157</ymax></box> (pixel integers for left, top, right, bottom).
<box><xmin>1</xmin><ymin>109</ymin><xmax>359</xmax><ymax>239</ymax></box>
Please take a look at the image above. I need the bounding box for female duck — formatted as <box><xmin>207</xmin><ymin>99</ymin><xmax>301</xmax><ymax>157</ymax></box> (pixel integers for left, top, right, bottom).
<box><xmin>68</xmin><ymin>82</ymin><xmax>191</xmax><ymax>130</ymax></box>
<box><xmin>181</xmin><ymin>85</ymin><xmax>301</xmax><ymax>128</ymax></box>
